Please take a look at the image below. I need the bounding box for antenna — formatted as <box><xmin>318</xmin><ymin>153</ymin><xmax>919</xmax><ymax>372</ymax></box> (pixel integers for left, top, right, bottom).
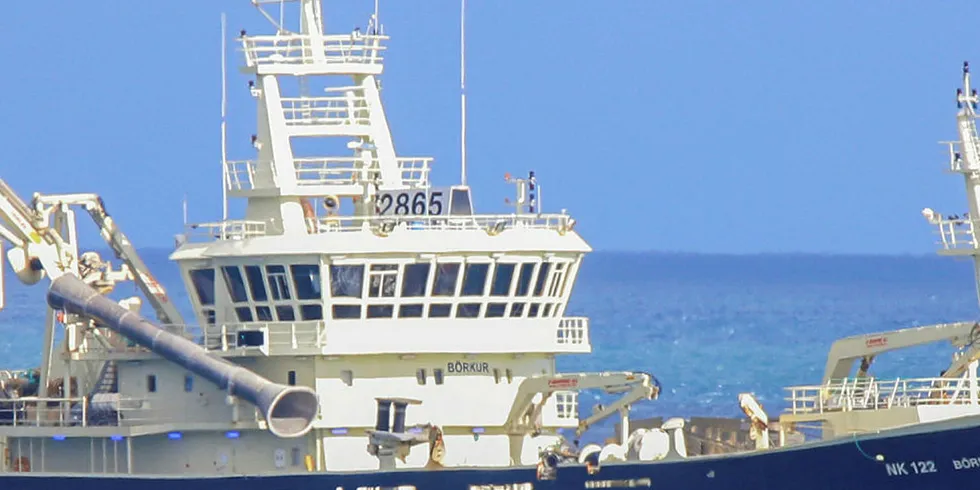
<box><xmin>460</xmin><ymin>0</ymin><xmax>468</xmax><ymax>186</ymax></box>
<box><xmin>183</xmin><ymin>194</ymin><xmax>188</xmax><ymax>226</ymax></box>
<box><xmin>221</xmin><ymin>12</ymin><xmax>229</xmax><ymax>221</ymax></box>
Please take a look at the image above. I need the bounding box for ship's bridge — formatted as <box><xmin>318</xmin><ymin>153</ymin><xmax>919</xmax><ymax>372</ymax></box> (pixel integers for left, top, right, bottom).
<box><xmin>167</xmin><ymin>204</ymin><xmax>591</xmax><ymax>357</ymax></box>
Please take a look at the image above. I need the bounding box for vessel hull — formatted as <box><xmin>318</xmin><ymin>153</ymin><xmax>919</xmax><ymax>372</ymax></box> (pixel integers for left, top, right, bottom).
<box><xmin>4</xmin><ymin>415</ymin><xmax>980</xmax><ymax>489</ymax></box>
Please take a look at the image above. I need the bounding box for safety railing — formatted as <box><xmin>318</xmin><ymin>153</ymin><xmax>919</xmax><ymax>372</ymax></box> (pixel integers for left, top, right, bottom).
<box><xmin>242</xmin><ymin>33</ymin><xmax>387</xmax><ymax>70</ymax></box>
<box><xmin>935</xmin><ymin>218</ymin><xmax>979</xmax><ymax>251</ymax></box>
<box><xmin>225</xmin><ymin>160</ymin><xmax>279</xmax><ymax>191</ymax></box>
<box><xmin>184</xmin><ymin>220</ymin><xmax>267</xmax><ymax>241</ymax></box>
<box><xmin>281</xmin><ymin>95</ymin><xmax>370</xmax><ymax>127</ymax></box>
<box><xmin>785</xmin><ymin>374</ymin><xmax>980</xmax><ymax>416</ymax></box>
<box><xmin>0</xmin><ymin>395</ymin><xmax>260</xmax><ymax>429</ymax></box>
<box><xmin>312</xmin><ymin>213</ymin><xmax>575</xmax><ymax>235</ymax></box>
<box><xmin>185</xmin><ymin>321</ymin><xmax>328</xmax><ymax>354</ymax></box>
<box><xmin>294</xmin><ymin>157</ymin><xmax>432</xmax><ymax>187</ymax></box>
<box><xmin>557</xmin><ymin>317</ymin><xmax>589</xmax><ymax>346</ymax></box>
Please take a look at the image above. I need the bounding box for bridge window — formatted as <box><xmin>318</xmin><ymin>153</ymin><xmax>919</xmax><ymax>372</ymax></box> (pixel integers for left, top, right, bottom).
<box><xmin>547</xmin><ymin>263</ymin><xmax>568</xmax><ymax>297</ymax></box>
<box><xmin>300</xmin><ymin>304</ymin><xmax>323</xmax><ymax>321</ymax></box>
<box><xmin>461</xmin><ymin>264</ymin><xmax>489</xmax><ymax>296</ymax></box>
<box><xmin>399</xmin><ymin>304</ymin><xmax>424</xmax><ymax>318</ymax></box>
<box><xmin>235</xmin><ymin>307</ymin><xmax>254</xmax><ymax>322</ymax></box>
<box><xmin>510</xmin><ymin>303</ymin><xmax>526</xmax><ymax>318</ymax></box>
<box><xmin>486</xmin><ymin>303</ymin><xmax>507</xmax><ymax>318</ymax></box>
<box><xmin>291</xmin><ymin>265</ymin><xmax>322</xmax><ymax>300</ymax></box>
<box><xmin>332</xmin><ymin>305</ymin><xmax>361</xmax><ymax>319</ymax></box>
<box><xmin>269</xmin><ymin>305</ymin><xmax>291</xmax><ymax>321</ymax></box>
<box><xmin>222</xmin><ymin>266</ymin><xmax>249</xmax><ymax>303</ymax></box>
<box><xmin>543</xmin><ymin>304</ymin><xmax>553</xmax><ymax>317</ymax></box>
<box><xmin>490</xmin><ymin>263</ymin><xmax>515</xmax><ymax>296</ymax></box>
<box><xmin>432</xmin><ymin>263</ymin><xmax>460</xmax><ymax>296</ymax></box>
<box><xmin>330</xmin><ymin>265</ymin><xmax>364</xmax><ymax>298</ymax></box>
<box><xmin>266</xmin><ymin>265</ymin><xmax>292</xmax><ymax>301</ymax></box>
<box><xmin>256</xmin><ymin>306</ymin><xmax>273</xmax><ymax>322</ymax></box>
<box><xmin>457</xmin><ymin>303</ymin><xmax>481</xmax><ymax>318</ymax></box>
<box><xmin>532</xmin><ymin>263</ymin><xmax>551</xmax><ymax>297</ymax></box>
<box><xmin>368</xmin><ymin>264</ymin><xmax>398</xmax><ymax>298</ymax></box>
<box><xmin>244</xmin><ymin>265</ymin><xmax>268</xmax><ymax>301</ymax></box>
<box><xmin>367</xmin><ymin>305</ymin><xmax>394</xmax><ymax>318</ymax></box>
<box><xmin>189</xmin><ymin>268</ymin><xmax>216</xmax><ymax>306</ymax></box>
<box><xmin>528</xmin><ymin>304</ymin><xmax>541</xmax><ymax>317</ymax></box>
<box><xmin>514</xmin><ymin>263</ymin><xmax>535</xmax><ymax>296</ymax></box>
<box><xmin>401</xmin><ymin>263</ymin><xmax>430</xmax><ymax>297</ymax></box>
<box><xmin>428</xmin><ymin>304</ymin><xmax>452</xmax><ymax>318</ymax></box>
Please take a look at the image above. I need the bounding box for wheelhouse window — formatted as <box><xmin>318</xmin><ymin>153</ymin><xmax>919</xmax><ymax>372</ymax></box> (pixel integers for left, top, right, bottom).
<box><xmin>368</xmin><ymin>265</ymin><xmax>398</xmax><ymax>298</ymax></box>
<box><xmin>189</xmin><ymin>268</ymin><xmax>216</xmax><ymax>306</ymax></box>
<box><xmin>514</xmin><ymin>263</ymin><xmax>536</xmax><ymax>296</ymax></box>
<box><xmin>291</xmin><ymin>264</ymin><xmax>322</xmax><ymax>300</ymax></box>
<box><xmin>400</xmin><ymin>263</ymin><xmax>430</xmax><ymax>297</ymax></box>
<box><xmin>431</xmin><ymin>263</ymin><xmax>460</xmax><ymax>296</ymax></box>
<box><xmin>533</xmin><ymin>263</ymin><xmax>551</xmax><ymax>297</ymax></box>
<box><xmin>490</xmin><ymin>263</ymin><xmax>515</xmax><ymax>296</ymax></box>
<box><xmin>461</xmin><ymin>264</ymin><xmax>489</xmax><ymax>296</ymax></box>
<box><xmin>189</xmin><ymin>268</ymin><xmax>216</xmax><ymax>325</ymax></box>
<box><xmin>330</xmin><ymin>265</ymin><xmax>364</xmax><ymax>319</ymax></box>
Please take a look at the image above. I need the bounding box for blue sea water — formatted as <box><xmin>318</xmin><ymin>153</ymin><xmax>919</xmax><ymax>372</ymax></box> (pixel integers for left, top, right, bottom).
<box><xmin>1</xmin><ymin>250</ymin><xmax>977</xmax><ymax>439</ymax></box>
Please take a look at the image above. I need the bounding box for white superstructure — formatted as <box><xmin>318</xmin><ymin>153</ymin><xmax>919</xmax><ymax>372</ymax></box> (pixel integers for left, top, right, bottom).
<box><xmin>0</xmin><ymin>0</ymin><xmax>659</xmax><ymax>476</ymax></box>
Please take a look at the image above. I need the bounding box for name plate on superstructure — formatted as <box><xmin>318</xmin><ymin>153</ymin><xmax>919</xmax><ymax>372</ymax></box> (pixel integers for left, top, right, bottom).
<box><xmin>377</xmin><ymin>187</ymin><xmax>451</xmax><ymax>217</ymax></box>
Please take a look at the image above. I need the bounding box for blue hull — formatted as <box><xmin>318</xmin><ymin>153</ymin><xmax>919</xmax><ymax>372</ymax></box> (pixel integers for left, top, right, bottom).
<box><xmin>4</xmin><ymin>416</ymin><xmax>980</xmax><ymax>489</ymax></box>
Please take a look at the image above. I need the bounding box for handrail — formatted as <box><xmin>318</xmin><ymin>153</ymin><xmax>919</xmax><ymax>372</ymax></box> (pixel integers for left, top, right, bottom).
<box><xmin>785</xmin><ymin>374</ymin><xmax>979</xmax><ymax>415</ymax></box>
<box><xmin>313</xmin><ymin>213</ymin><xmax>574</xmax><ymax>234</ymax></box>
<box><xmin>242</xmin><ymin>33</ymin><xmax>388</xmax><ymax>68</ymax></box>
<box><xmin>935</xmin><ymin>218</ymin><xmax>979</xmax><ymax>250</ymax></box>
<box><xmin>185</xmin><ymin>220</ymin><xmax>267</xmax><ymax>241</ymax></box>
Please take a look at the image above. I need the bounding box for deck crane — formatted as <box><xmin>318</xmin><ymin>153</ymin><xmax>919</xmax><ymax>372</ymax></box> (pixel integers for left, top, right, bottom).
<box><xmin>0</xmin><ymin>178</ymin><xmax>185</xmax><ymax>396</ymax></box>
<box><xmin>503</xmin><ymin>371</ymin><xmax>661</xmax><ymax>464</ymax></box>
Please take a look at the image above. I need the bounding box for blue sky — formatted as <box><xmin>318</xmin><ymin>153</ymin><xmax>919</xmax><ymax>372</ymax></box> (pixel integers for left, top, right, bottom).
<box><xmin>2</xmin><ymin>1</ymin><xmax>979</xmax><ymax>254</ymax></box>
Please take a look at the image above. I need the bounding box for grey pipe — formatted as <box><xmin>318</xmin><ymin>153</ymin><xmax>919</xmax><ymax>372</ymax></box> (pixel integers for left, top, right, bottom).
<box><xmin>47</xmin><ymin>274</ymin><xmax>319</xmax><ymax>438</ymax></box>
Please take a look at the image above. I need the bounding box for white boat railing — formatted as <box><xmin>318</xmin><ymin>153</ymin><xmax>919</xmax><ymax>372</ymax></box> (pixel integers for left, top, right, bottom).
<box><xmin>935</xmin><ymin>218</ymin><xmax>979</xmax><ymax>251</ymax></box>
<box><xmin>312</xmin><ymin>213</ymin><xmax>575</xmax><ymax>234</ymax></box>
<box><xmin>281</xmin><ymin>95</ymin><xmax>370</xmax><ymax>127</ymax></box>
<box><xmin>184</xmin><ymin>220</ymin><xmax>267</xmax><ymax>241</ymax></box>
<box><xmin>225</xmin><ymin>157</ymin><xmax>431</xmax><ymax>191</ymax></box>
<box><xmin>786</xmin><ymin>374</ymin><xmax>980</xmax><ymax>415</ymax></box>
<box><xmin>0</xmin><ymin>395</ymin><xmax>260</xmax><ymax>429</ymax></box>
<box><xmin>294</xmin><ymin>157</ymin><xmax>432</xmax><ymax>187</ymax></box>
<box><xmin>241</xmin><ymin>33</ymin><xmax>387</xmax><ymax>69</ymax></box>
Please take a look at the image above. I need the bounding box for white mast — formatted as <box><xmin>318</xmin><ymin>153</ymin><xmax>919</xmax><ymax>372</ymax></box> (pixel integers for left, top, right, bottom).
<box><xmin>460</xmin><ymin>0</ymin><xmax>468</xmax><ymax>186</ymax></box>
<box><xmin>220</xmin><ymin>12</ymin><xmax>229</xmax><ymax>221</ymax></box>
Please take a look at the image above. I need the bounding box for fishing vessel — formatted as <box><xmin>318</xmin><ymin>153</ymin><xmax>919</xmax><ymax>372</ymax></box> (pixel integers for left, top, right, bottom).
<box><xmin>2</xmin><ymin>1</ymin><xmax>980</xmax><ymax>488</ymax></box>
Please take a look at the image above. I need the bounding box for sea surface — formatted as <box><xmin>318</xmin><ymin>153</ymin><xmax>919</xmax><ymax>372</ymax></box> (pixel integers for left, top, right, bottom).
<box><xmin>1</xmin><ymin>250</ymin><xmax>977</xmax><ymax>440</ymax></box>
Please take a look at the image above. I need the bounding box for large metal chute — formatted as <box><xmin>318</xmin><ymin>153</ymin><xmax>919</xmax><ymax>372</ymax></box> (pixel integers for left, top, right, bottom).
<box><xmin>47</xmin><ymin>274</ymin><xmax>319</xmax><ymax>438</ymax></box>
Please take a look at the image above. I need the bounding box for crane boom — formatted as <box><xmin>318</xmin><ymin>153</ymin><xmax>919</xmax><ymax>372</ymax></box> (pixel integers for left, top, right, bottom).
<box><xmin>32</xmin><ymin>193</ymin><xmax>185</xmax><ymax>326</ymax></box>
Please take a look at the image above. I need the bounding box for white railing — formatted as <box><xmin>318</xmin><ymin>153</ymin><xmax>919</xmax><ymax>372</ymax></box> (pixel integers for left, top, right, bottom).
<box><xmin>557</xmin><ymin>317</ymin><xmax>589</xmax><ymax>346</ymax></box>
<box><xmin>786</xmin><ymin>375</ymin><xmax>980</xmax><ymax>415</ymax></box>
<box><xmin>313</xmin><ymin>213</ymin><xmax>575</xmax><ymax>234</ymax></box>
<box><xmin>294</xmin><ymin>157</ymin><xmax>431</xmax><ymax>187</ymax></box>
<box><xmin>189</xmin><ymin>321</ymin><xmax>328</xmax><ymax>353</ymax></box>
<box><xmin>185</xmin><ymin>220</ymin><xmax>267</xmax><ymax>241</ymax></box>
<box><xmin>225</xmin><ymin>160</ymin><xmax>279</xmax><ymax>191</ymax></box>
<box><xmin>935</xmin><ymin>218</ymin><xmax>978</xmax><ymax>250</ymax></box>
<box><xmin>241</xmin><ymin>34</ymin><xmax>387</xmax><ymax>69</ymax></box>
<box><xmin>281</xmin><ymin>95</ymin><xmax>370</xmax><ymax>127</ymax></box>
<box><xmin>0</xmin><ymin>395</ymin><xmax>260</xmax><ymax>429</ymax></box>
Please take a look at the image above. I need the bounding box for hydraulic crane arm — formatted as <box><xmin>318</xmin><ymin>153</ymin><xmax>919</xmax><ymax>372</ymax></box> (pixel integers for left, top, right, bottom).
<box><xmin>504</xmin><ymin>371</ymin><xmax>661</xmax><ymax>437</ymax></box>
<box><xmin>32</xmin><ymin>193</ymin><xmax>185</xmax><ymax>326</ymax></box>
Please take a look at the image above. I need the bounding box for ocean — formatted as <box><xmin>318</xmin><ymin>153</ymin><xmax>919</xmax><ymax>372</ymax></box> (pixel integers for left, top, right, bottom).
<box><xmin>1</xmin><ymin>250</ymin><xmax>977</xmax><ymax>440</ymax></box>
